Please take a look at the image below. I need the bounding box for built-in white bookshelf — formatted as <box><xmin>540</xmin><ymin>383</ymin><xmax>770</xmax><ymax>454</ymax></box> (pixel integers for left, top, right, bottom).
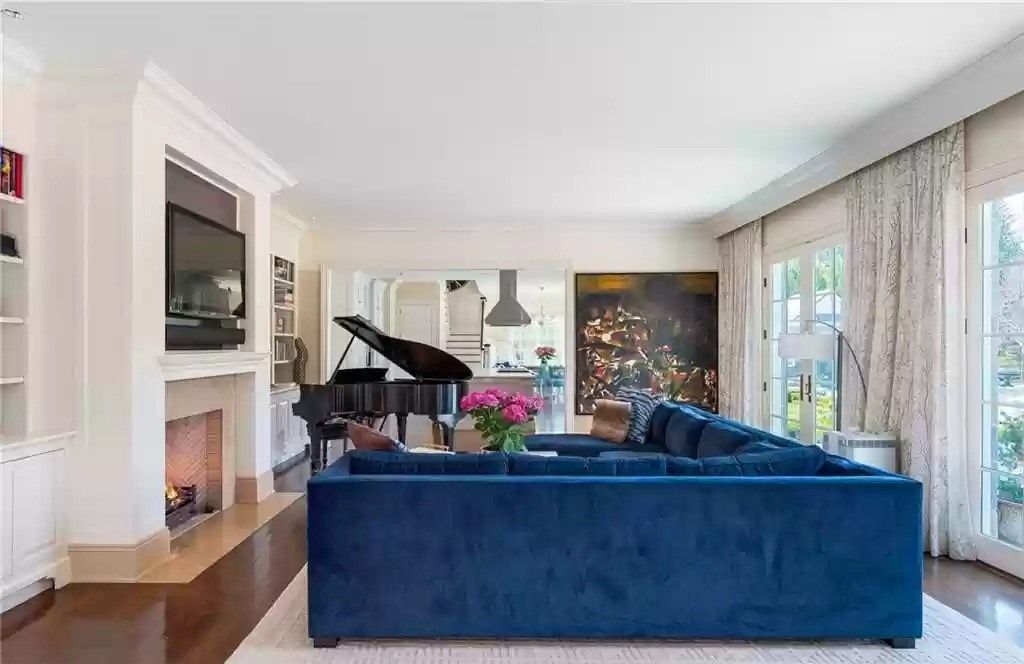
<box><xmin>1</xmin><ymin>155</ymin><xmax>28</xmax><ymax>437</ymax></box>
<box><xmin>271</xmin><ymin>254</ymin><xmax>297</xmax><ymax>387</ymax></box>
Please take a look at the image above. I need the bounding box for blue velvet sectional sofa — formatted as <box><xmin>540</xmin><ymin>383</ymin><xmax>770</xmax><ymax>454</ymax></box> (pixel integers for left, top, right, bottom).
<box><xmin>307</xmin><ymin>402</ymin><xmax>923</xmax><ymax>649</ymax></box>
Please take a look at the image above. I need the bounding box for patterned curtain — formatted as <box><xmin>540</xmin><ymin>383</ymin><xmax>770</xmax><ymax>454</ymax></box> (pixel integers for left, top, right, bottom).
<box><xmin>844</xmin><ymin>123</ymin><xmax>975</xmax><ymax>559</ymax></box>
<box><xmin>717</xmin><ymin>219</ymin><xmax>762</xmax><ymax>423</ymax></box>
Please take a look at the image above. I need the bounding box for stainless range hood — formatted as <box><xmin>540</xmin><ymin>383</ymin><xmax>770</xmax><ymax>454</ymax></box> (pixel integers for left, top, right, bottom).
<box><xmin>484</xmin><ymin>270</ymin><xmax>532</xmax><ymax>327</ymax></box>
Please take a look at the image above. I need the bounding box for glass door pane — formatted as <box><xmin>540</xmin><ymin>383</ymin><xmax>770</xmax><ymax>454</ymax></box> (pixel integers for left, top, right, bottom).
<box><xmin>812</xmin><ymin>246</ymin><xmax>842</xmax><ymax>444</ymax></box>
<box><xmin>765</xmin><ymin>242</ymin><xmax>845</xmax><ymax>445</ymax></box>
<box><xmin>980</xmin><ymin>192</ymin><xmax>1024</xmax><ymax>550</ymax></box>
<box><xmin>768</xmin><ymin>258</ymin><xmax>803</xmax><ymax>438</ymax></box>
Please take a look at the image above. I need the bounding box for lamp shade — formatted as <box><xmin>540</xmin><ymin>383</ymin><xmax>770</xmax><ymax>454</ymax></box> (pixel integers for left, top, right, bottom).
<box><xmin>777</xmin><ymin>333</ymin><xmax>834</xmax><ymax>360</ymax></box>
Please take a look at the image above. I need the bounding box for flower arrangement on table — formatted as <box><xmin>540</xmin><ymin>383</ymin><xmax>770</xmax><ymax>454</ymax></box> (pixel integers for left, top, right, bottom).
<box><xmin>460</xmin><ymin>389</ymin><xmax>544</xmax><ymax>452</ymax></box>
<box><xmin>535</xmin><ymin>346</ymin><xmax>557</xmax><ymax>363</ymax></box>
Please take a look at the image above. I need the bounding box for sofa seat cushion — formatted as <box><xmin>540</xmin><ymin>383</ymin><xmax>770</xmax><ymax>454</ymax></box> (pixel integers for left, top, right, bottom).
<box><xmin>701</xmin><ymin>446</ymin><xmax>827</xmax><ymax>476</ymax></box>
<box><xmin>598</xmin><ymin>450</ymin><xmax>672</xmax><ymax>460</ymax></box>
<box><xmin>664</xmin><ymin>445</ymin><xmax>826</xmax><ymax>476</ymax></box>
<box><xmin>664</xmin><ymin>408</ymin><xmax>712</xmax><ymax>457</ymax></box>
<box><xmin>524</xmin><ymin>433</ymin><xmax>659</xmax><ymax>457</ymax></box>
<box><xmin>587</xmin><ymin>455</ymin><xmax>667</xmax><ymax>476</ymax></box>
<box><xmin>348</xmin><ymin>450</ymin><xmax>508</xmax><ymax>475</ymax></box>
<box><xmin>696</xmin><ymin>421</ymin><xmax>756</xmax><ymax>458</ymax></box>
<box><xmin>508</xmin><ymin>453</ymin><xmax>590</xmax><ymax>476</ymax></box>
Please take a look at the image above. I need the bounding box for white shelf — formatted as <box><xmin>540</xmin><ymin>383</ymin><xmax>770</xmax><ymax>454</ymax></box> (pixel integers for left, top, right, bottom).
<box><xmin>0</xmin><ymin>317</ymin><xmax>24</xmax><ymax>325</ymax></box>
<box><xmin>274</xmin><ymin>277</ymin><xmax>294</xmax><ymax>286</ymax></box>
<box><xmin>274</xmin><ymin>332</ymin><xmax>294</xmax><ymax>337</ymax></box>
<box><xmin>0</xmin><ymin>255</ymin><xmax>24</xmax><ymax>265</ymax></box>
<box><xmin>273</xmin><ymin>359</ymin><xmax>292</xmax><ymax>365</ymax></box>
<box><xmin>0</xmin><ymin>193</ymin><xmax>25</xmax><ymax>206</ymax></box>
<box><xmin>0</xmin><ymin>377</ymin><xmax>25</xmax><ymax>386</ymax></box>
<box><xmin>274</xmin><ymin>303</ymin><xmax>295</xmax><ymax>311</ymax></box>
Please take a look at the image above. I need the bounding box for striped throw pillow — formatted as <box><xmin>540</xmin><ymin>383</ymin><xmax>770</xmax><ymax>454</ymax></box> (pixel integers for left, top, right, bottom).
<box><xmin>615</xmin><ymin>388</ymin><xmax>663</xmax><ymax>445</ymax></box>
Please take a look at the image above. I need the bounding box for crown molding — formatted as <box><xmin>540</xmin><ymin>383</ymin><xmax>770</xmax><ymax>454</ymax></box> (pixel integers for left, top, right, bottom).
<box><xmin>1</xmin><ymin>35</ymin><xmax>43</xmax><ymax>85</ymax></box>
<box><xmin>705</xmin><ymin>33</ymin><xmax>1024</xmax><ymax>238</ymax></box>
<box><xmin>272</xmin><ymin>207</ymin><xmax>311</xmax><ymax>232</ymax></box>
<box><xmin>137</xmin><ymin>62</ymin><xmax>296</xmax><ymax>193</ymax></box>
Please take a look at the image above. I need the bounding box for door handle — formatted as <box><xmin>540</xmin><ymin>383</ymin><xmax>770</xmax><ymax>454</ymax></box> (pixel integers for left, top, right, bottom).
<box><xmin>804</xmin><ymin>373</ymin><xmax>813</xmax><ymax>402</ymax></box>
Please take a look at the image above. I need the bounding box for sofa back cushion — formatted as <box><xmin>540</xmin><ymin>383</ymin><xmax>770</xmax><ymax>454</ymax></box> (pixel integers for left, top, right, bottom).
<box><xmin>664</xmin><ymin>409</ymin><xmax>711</xmax><ymax>457</ymax></box>
<box><xmin>648</xmin><ymin>402</ymin><xmax>681</xmax><ymax>447</ymax></box>
<box><xmin>700</xmin><ymin>446</ymin><xmax>826</xmax><ymax>476</ymax></box>
<box><xmin>696</xmin><ymin>421</ymin><xmax>756</xmax><ymax>458</ymax></box>
<box><xmin>349</xmin><ymin>451</ymin><xmax>508</xmax><ymax>475</ymax></box>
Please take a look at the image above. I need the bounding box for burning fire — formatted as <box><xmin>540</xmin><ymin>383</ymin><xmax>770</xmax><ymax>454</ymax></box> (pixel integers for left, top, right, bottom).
<box><xmin>165</xmin><ymin>482</ymin><xmax>179</xmax><ymax>502</ymax></box>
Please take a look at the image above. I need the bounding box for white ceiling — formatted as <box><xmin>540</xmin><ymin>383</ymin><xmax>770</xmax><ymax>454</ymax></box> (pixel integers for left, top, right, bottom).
<box><xmin>8</xmin><ymin>3</ymin><xmax>1024</xmax><ymax>231</ymax></box>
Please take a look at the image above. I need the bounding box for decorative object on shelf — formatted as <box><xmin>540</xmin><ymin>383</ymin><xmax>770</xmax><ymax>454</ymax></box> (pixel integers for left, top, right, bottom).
<box><xmin>293</xmin><ymin>336</ymin><xmax>308</xmax><ymax>384</ymax></box>
<box><xmin>461</xmin><ymin>389</ymin><xmax>543</xmax><ymax>452</ymax></box>
<box><xmin>575</xmin><ymin>272</ymin><xmax>718</xmax><ymax>414</ymax></box>
<box><xmin>0</xmin><ymin>147</ymin><xmax>25</xmax><ymax>199</ymax></box>
<box><xmin>1</xmin><ymin>232</ymin><xmax>20</xmax><ymax>259</ymax></box>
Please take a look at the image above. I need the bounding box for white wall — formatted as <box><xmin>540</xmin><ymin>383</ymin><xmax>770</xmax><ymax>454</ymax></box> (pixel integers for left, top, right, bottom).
<box><xmin>301</xmin><ymin>225</ymin><xmax>717</xmax><ymax>273</ymax></box>
<box><xmin>31</xmin><ymin>64</ymin><xmax>290</xmax><ymax>557</ymax></box>
<box><xmin>967</xmin><ymin>90</ymin><xmax>1024</xmax><ymax>178</ymax></box>
<box><xmin>762</xmin><ymin>181</ymin><xmax>845</xmax><ymax>258</ymax></box>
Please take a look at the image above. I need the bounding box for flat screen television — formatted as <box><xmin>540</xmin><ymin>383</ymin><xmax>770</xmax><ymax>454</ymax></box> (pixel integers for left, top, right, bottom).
<box><xmin>166</xmin><ymin>203</ymin><xmax>246</xmax><ymax>320</ymax></box>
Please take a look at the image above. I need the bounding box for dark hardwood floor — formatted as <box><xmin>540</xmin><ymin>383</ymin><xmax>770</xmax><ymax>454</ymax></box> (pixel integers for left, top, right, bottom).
<box><xmin>2</xmin><ymin>452</ymin><xmax>1023</xmax><ymax>663</ymax></box>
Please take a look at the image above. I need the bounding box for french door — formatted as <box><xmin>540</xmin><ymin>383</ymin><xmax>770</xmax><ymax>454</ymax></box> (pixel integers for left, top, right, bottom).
<box><xmin>967</xmin><ymin>173</ymin><xmax>1024</xmax><ymax>578</ymax></box>
<box><xmin>763</xmin><ymin>238</ymin><xmax>844</xmax><ymax>445</ymax></box>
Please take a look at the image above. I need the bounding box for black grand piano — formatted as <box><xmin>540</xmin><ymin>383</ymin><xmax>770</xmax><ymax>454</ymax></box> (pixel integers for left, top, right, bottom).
<box><xmin>293</xmin><ymin>315</ymin><xmax>473</xmax><ymax>473</ymax></box>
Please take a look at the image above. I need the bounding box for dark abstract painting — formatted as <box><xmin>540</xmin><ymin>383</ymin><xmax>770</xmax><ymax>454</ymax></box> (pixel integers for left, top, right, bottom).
<box><xmin>575</xmin><ymin>272</ymin><xmax>718</xmax><ymax>414</ymax></box>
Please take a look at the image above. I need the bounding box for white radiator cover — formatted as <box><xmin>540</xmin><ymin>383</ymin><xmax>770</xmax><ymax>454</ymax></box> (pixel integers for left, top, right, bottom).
<box><xmin>823</xmin><ymin>430</ymin><xmax>900</xmax><ymax>474</ymax></box>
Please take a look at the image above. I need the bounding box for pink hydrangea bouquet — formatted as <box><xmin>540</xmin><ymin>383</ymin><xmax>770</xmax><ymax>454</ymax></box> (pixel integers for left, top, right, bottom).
<box><xmin>535</xmin><ymin>346</ymin><xmax>557</xmax><ymax>362</ymax></box>
<box><xmin>460</xmin><ymin>389</ymin><xmax>543</xmax><ymax>452</ymax></box>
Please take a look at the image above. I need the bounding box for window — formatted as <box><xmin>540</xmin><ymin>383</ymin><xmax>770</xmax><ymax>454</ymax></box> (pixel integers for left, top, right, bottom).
<box><xmin>968</xmin><ymin>179</ymin><xmax>1024</xmax><ymax>577</ymax></box>
<box><xmin>764</xmin><ymin>240</ymin><xmax>844</xmax><ymax>445</ymax></box>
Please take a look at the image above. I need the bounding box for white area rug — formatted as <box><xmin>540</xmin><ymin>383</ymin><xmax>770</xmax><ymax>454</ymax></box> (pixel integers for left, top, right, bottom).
<box><xmin>228</xmin><ymin>566</ymin><xmax>1024</xmax><ymax>663</ymax></box>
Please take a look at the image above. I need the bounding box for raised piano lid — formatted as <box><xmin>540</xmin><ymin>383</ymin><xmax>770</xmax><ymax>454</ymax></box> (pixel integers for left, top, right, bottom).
<box><xmin>333</xmin><ymin>314</ymin><xmax>473</xmax><ymax>381</ymax></box>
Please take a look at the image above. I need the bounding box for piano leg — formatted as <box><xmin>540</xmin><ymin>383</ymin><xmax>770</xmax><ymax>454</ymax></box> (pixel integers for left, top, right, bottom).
<box><xmin>429</xmin><ymin>415</ymin><xmax>456</xmax><ymax>452</ymax></box>
<box><xmin>307</xmin><ymin>423</ymin><xmax>324</xmax><ymax>474</ymax></box>
<box><xmin>395</xmin><ymin>413</ymin><xmax>408</xmax><ymax>444</ymax></box>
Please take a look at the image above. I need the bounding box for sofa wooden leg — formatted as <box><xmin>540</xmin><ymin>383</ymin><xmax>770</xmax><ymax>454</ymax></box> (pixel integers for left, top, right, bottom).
<box><xmin>313</xmin><ymin>637</ymin><xmax>340</xmax><ymax>648</ymax></box>
<box><xmin>885</xmin><ymin>638</ymin><xmax>915</xmax><ymax>649</ymax></box>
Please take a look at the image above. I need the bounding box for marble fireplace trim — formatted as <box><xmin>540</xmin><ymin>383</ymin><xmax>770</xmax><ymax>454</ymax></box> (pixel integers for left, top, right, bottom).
<box><xmin>166</xmin><ymin>376</ymin><xmax>238</xmax><ymax>510</ymax></box>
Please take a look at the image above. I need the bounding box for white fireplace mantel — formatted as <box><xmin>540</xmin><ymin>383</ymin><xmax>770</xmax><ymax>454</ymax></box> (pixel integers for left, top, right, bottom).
<box><xmin>158</xmin><ymin>351</ymin><xmax>271</xmax><ymax>382</ymax></box>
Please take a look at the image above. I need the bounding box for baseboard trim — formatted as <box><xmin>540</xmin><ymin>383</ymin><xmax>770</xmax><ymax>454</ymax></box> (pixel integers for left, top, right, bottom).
<box><xmin>236</xmin><ymin>470</ymin><xmax>274</xmax><ymax>504</ymax></box>
<box><xmin>272</xmin><ymin>448</ymin><xmax>309</xmax><ymax>476</ymax></box>
<box><xmin>68</xmin><ymin>529</ymin><xmax>171</xmax><ymax>582</ymax></box>
<box><xmin>1</xmin><ymin>555</ymin><xmax>70</xmax><ymax>611</ymax></box>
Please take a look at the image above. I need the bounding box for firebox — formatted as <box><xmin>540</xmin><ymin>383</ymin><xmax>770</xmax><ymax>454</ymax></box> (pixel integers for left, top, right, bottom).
<box><xmin>165</xmin><ymin>410</ymin><xmax>224</xmax><ymax>532</ymax></box>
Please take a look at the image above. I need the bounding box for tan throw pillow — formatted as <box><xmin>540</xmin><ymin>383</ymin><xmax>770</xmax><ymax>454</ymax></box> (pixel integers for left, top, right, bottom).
<box><xmin>347</xmin><ymin>421</ymin><xmax>404</xmax><ymax>452</ymax></box>
<box><xmin>590</xmin><ymin>399</ymin><xmax>632</xmax><ymax>444</ymax></box>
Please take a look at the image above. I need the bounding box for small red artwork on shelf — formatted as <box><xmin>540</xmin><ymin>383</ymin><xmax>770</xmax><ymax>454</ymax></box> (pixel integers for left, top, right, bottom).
<box><xmin>0</xmin><ymin>147</ymin><xmax>25</xmax><ymax>200</ymax></box>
